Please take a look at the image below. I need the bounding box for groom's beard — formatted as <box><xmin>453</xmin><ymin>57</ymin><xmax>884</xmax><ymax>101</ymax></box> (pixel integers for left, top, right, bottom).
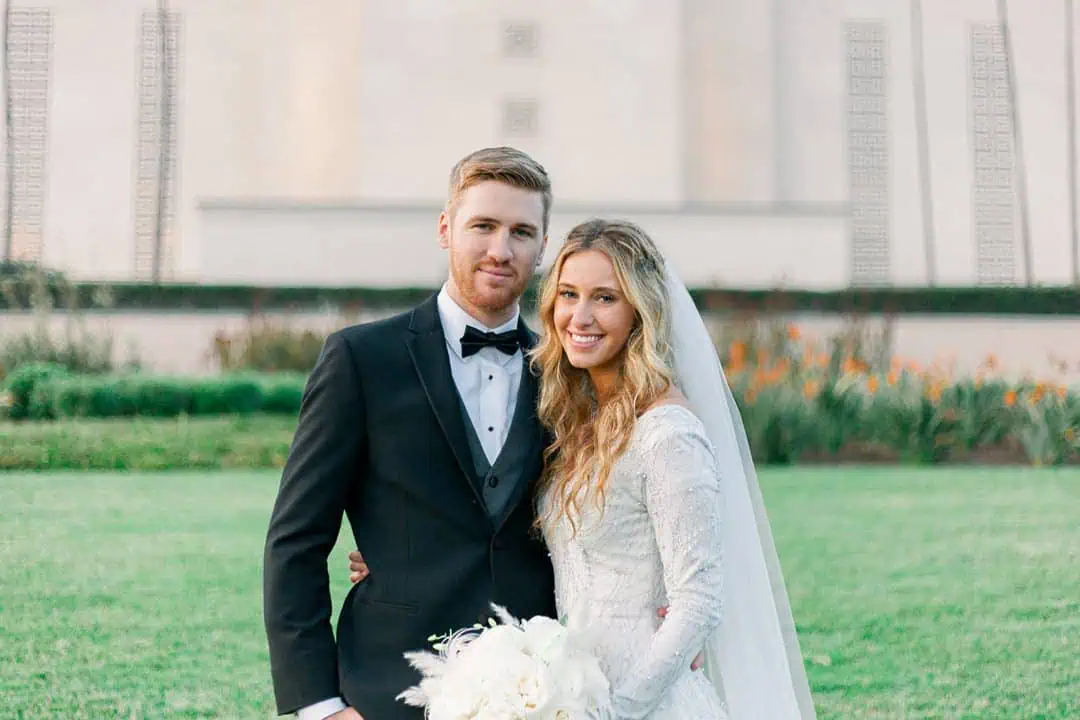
<box><xmin>452</xmin><ymin>261</ymin><xmax>528</xmax><ymax>315</ymax></box>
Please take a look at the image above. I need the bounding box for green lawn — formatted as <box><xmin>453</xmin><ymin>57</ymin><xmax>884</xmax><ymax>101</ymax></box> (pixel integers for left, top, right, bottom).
<box><xmin>1</xmin><ymin>469</ymin><xmax>1078</xmax><ymax>719</ymax></box>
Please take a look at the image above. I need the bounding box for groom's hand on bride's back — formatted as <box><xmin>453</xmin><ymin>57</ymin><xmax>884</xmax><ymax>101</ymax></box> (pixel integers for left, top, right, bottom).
<box><xmin>347</xmin><ymin>550</ymin><xmax>369</xmax><ymax>584</ymax></box>
<box><xmin>347</xmin><ymin>552</ymin><xmax>704</xmax><ymax>670</ymax></box>
<box><xmin>658</xmin><ymin>606</ymin><xmax>705</xmax><ymax>671</ymax></box>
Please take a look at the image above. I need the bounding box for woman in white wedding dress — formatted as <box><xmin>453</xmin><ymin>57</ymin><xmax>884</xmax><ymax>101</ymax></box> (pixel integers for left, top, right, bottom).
<box><xmin>527</xmin><ymin>219</ymin><xmax>816</xmax><ymax>719</ymax></box>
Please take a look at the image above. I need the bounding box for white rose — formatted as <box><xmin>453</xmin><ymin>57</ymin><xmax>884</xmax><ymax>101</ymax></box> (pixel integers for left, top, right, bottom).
<box><xmin>522</xmin><ymin>616</ymin><xmax>570</xmax><ymax>662</ymax></box>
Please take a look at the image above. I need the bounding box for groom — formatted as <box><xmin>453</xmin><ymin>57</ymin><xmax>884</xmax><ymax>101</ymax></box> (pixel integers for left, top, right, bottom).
<box><xmin>262</xmin><ymin>146</ymin><xmax>557</xmax><ymax>720</ymax></box>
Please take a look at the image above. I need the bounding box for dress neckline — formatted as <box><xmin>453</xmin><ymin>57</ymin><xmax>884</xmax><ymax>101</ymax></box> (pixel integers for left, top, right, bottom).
<box><xmin>637</xmin><ymin>402</ymin><xmax>698</xmax><ymax>422</ymax></box>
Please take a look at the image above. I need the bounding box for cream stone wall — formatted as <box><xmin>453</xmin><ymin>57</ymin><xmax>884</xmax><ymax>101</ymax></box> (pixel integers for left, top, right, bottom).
<box><xmin>1</xmin><ymin>0</ymin><xmax>1078</xmax><ymax>289</ymax></box>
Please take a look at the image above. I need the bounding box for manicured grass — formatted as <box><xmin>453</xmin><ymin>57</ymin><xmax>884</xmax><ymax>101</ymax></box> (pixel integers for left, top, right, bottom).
<box><xmin>768</xmin><ymin>467</ymin><xmax>1080</xmax><ymax>718</ymax></box>
<box><xmin>1</xmin><ymin>468</ymin><xmax>1077</xmax><ymax>718</ymax></box>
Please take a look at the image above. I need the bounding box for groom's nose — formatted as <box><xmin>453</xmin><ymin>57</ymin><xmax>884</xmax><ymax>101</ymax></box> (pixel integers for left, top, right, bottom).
<box><xmin>486</xmin><ymin>229</ymin><xmax>513</xmax><ymax>263</ymax></box>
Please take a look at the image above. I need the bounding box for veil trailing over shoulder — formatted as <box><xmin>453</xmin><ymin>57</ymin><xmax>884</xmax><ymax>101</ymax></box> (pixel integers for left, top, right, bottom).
<box><xmin>662</xmin><ymin>258</ymin><xmax>817</xmax><ymax>719</ymax></box>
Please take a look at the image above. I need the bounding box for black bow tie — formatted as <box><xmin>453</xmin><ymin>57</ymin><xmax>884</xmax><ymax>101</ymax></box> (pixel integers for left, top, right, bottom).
<box><xmin>460</xmin><ymin>325</ymin><xmax>524</xmax><ymax>358</ymax></box>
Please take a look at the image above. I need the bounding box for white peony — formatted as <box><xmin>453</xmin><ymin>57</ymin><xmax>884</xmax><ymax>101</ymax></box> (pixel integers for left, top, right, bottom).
<box><xmin>398</xmin><ymin>604</ymin><xmax>613</xmax><ymax>720</ymax></box>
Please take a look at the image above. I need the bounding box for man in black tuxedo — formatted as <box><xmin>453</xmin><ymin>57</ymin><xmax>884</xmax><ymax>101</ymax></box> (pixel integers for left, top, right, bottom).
<box><xmin>262</xmin><ymin>146</ymin><xmax>556</xmax><ymax>720</ymax></box>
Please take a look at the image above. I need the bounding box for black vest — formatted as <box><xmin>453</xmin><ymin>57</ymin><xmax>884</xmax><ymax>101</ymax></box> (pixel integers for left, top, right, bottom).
<box><xmin>455</xmin><ymin>359</ymin><xmax>536</xmax><ymax>525</ymax></box>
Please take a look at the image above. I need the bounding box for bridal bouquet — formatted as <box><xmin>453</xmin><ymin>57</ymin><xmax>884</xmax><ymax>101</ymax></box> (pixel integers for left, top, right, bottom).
<box><xmin>397</xmin><ymin>605</ymin><xmax>613</xmax><ymax>720</ymax></box>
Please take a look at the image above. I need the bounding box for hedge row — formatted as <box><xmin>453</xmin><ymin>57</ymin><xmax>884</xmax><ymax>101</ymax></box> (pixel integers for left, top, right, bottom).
<box><xmin>5</xmin><ymin>363</ymin><xmax>304</xmax><ymax>421</ymax></box>
<box><xmin>5</xmin><ymin>262</ymin><xmax>1080</xmax><ymax>314</ymax></box>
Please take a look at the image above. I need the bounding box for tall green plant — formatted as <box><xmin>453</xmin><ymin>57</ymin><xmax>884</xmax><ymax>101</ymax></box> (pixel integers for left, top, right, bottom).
<box><xmin>209</xmin><ymin>317</ymin><xmax>331</xmax><ymax>373</ymax></box>
<box><xmin>0</xmin><ymin>264</ymin><xmax>126</xmax><ymax>380</ymax></box>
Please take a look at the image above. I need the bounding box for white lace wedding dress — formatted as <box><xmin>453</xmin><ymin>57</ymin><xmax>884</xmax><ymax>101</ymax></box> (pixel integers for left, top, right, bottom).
<box><xmin>542</xmin><ymin>404</ymin><xmax>729</xmax><ymax>719</ymax></box>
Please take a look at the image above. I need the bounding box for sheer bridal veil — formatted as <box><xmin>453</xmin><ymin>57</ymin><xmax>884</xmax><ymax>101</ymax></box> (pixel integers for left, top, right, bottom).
<box><xmin>663</xmin><ymin>258</ymin><xmax>817</xmax><ymax>719</ymax></box>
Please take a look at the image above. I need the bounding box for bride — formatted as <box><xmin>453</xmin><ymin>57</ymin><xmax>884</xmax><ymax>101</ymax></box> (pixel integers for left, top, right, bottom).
<box><xmin>525</xmin><ymin>218</ymin><xmax>814</xmax><ymax>719</ymax></box>
<box><xmin>349</xmin><ymin>218</ymin><xmax>815</xmax><ymax>718</ymax></box>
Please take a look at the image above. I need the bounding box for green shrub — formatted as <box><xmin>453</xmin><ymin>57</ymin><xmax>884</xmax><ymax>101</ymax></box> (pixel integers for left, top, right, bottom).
<box><xmin>260</xmin><ymin>373</ymin><xmax>306</xmax><ymax>414</ymax></box>
<box><xmin>6</xmin><ymin>354</ymin><xmax>1076</xmax><ymax>470</ymax></box>
<box><xmin>28</xmin><ymin>372</ymin><xmax>305</xmax><ymax>420</ymax></box>
<box><xmin>190</xmin><ymin>375</ymin><xmax>265</xmax><ymax>415</ymax></box>
<box><xmin>4</xmin><ymin>362</ymin><xmax>71</xmax><ymax>420</ymax></box>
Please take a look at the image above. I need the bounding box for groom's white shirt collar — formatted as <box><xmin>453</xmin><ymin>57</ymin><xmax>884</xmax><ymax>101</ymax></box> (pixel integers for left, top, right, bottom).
<box><xmin>436</xmin><ymin>284</ymin><xmax>521</xmax><ymax>361</ymax></box>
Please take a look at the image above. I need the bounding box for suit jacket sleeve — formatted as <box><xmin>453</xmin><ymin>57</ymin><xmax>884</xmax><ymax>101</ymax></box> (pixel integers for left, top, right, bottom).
<box><xmin>263</xmin><ymin>331</ymin><xmax>366</xmax><ymax>714</ymax></box>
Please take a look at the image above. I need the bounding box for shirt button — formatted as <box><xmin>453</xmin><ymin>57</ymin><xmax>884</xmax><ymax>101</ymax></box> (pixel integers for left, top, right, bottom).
<box><xmin>488</xmin><ymin>426</ymin><xmax>494</xmax><ymax>432</ymax></box>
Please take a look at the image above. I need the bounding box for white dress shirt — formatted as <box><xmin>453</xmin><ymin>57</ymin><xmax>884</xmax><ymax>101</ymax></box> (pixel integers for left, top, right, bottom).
<box><xmin>296</xmin><ymin>287</ymin><xmax>523</xmax><ymax>720</ymax></box>
<box><xmin>435</xmin><ymin>285</ymin><xmax>522</xmax><ymax>464</ymax></box>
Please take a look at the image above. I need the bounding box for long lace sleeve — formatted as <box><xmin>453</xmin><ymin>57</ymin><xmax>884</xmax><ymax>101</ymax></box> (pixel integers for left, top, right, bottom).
<box><xmin>609</xmin><ymin>416</ymin><xmax>725</xmax><ymax>719</ymax></box>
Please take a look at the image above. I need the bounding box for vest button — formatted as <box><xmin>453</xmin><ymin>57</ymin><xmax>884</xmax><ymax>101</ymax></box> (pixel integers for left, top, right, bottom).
<box><xmin>488</xmin><ymin>475</ymin><xmax>499</xmax><ymax>488</ymax></box>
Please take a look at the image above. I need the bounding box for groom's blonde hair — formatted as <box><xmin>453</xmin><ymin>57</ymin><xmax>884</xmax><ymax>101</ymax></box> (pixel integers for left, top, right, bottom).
<box><xmin>447</xmin><ymin>146</ymin><xmax>553</xmax><ymax>232</ymax></box>
<box><xmin>529</xmin><ymin>219</ymin><xmax>676</xmax><ymax>536</ymax></box>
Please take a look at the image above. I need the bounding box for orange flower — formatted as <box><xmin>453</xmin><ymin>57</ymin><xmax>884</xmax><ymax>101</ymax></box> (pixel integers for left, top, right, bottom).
<box><xmin>927</xmin><ymin>385</ymin><xmax>943</xmax><ymax>403</ymax></box>
<box><xmin>1004</xmin><ymin>390</ymin><xmax>1017</xmax><ymax>407</ymax></box>
<box><xmin>803</xmin><ymin>380</ymin><xmax>820</xmax><ymax>399</ymax></box>
<box><xmin>729</xmin><ymin>341</ymin><xmax>746</xmax><ymax>367</ymax></box>
<box><xmin>842</xmin><ymin>357</ymin><xmax>860</xmax><ymax>375</ymax></box>
<box><xmin>817</xmin><ymin>353</ymin><xmax>830</xmax><ymax>368</ymax></box>
<box><xmin>887</xmin><ymin>369</ymin><xmax>900</xmax><ymax>386</ymax></box>
<box><xmin>1032</xmin><ymin>384</ymin><xmax>1046</xmax><ymax>404</ymax></box>
<box><xmin>983</xmin><ymin>354</ymin><xmax>999</xmax><ymax>371</ymax></box>
<box><xmin>786</xmin><ymin>323</ymin><xmax>801</xmax><ymax>341</ymax></box>
<box><xmin>1056</xmin><ymin>385</ymin><xmax>1067</xmax><ymax>400</ymax></box>
<box><xmin>867</xmin><ymin>376</ymin><xmax>880</xmax><ymax>394</ymax></box>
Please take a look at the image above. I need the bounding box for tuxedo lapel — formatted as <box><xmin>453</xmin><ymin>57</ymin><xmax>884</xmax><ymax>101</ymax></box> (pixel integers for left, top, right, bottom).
<box><xmin>406</xmin><ymin>296</ymin><xmax>488</xmax><ymax>514</ymax></box>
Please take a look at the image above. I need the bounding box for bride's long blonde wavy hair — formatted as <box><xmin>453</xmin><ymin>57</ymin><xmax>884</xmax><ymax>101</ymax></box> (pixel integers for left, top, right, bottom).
<box><xmin>529</xmin><ymin>219</ymin><xmax>677</xmax><ymax>535</ymax></box>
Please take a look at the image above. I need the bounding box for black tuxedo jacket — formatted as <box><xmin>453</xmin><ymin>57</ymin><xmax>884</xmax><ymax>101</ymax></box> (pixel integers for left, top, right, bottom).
<box><xmin>263</xmin><ymin>294</ymin><xmax>557</xmax><ymax>718</ymax></box>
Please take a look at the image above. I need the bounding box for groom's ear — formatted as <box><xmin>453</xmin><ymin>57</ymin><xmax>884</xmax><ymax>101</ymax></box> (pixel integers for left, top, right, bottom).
<box><xmin>438</xmin><ymin>209</ymin><xmax>451</xmax><ymax>250</ymax></box>
<box><xmin>536</xmin><ymin>234</ymin><xmax>548</xmax><ymax>267</ymax></box>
